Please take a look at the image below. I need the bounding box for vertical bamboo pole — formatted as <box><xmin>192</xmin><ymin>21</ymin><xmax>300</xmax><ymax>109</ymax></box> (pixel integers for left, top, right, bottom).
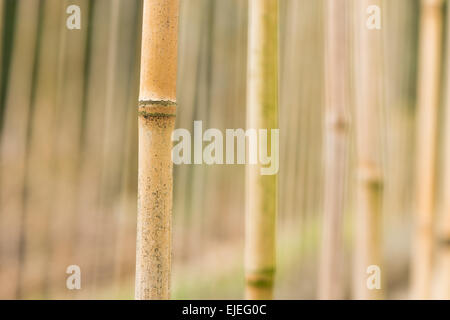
<box><xmin>411</xmin><ymin>0</ymin><xmax>443</xmax><ymax>300</ymax></box>
<box><xmin>352</xmin><ymin>0</ymin><xmax>385</xmax><ymax>300</ymax></box>
<box><xmin>135</xmin><ymin>0</ymin><xmax>179</xmax><ymax>300</ymax></box>
<box><xmin>319</xmin><ymin>0</ymin><xmax>350</xmax><ymax>300</ymax></box>
<box><xmin>245</xmin><ymin>0</ymin><xmax>278</xmax><ymax>300</ymax></box>
<box><xmin>434</xmin><ymin>0</ymin><xmax>450</xmax><ymax>300</ymax></box>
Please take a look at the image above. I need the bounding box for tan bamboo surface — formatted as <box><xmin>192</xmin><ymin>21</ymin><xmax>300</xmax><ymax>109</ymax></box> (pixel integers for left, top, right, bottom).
<box><xmin>411</xmin><ymin>0</ymin><xmax>443</xmax><ymax>300</ymax></box>
<box><xmin>318</xmin><ymin>0</ymin><xmax>350</xmax><ymax>300</ymax></box>
<box><xmin>135</xmin><ymin>0</ymin><xmax>179</xmax><ymax>300</ymax></box>
<box><xmin>352</xmin><ymin>0</ymin><xmax>385</xmax><ymax>300</ymax></box>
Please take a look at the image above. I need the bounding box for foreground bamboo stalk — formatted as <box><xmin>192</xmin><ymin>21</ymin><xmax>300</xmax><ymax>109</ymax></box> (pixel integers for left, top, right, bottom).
<box><xmin>319</xmin><ymin>0</ymin><xmax>350</xmax><ymax>300</ymax></box>
<box><xmin>352</xmin><ymin>0</ymin><xmax>384</xmax><ymax>300</ymax></box>
<box><xmin>135</xmin><ymin>0</ymin><xmax>179</xmax><ymax>300</ymax></box>
<box><xmin>411</xmin><ymin>0</ymin><xmax>443</xmax><ymax>300</ymax></box>
<box><xmin>245</xmin><ymin>0</ymin><xmax>278</xmax><ymax>300</ymax></box>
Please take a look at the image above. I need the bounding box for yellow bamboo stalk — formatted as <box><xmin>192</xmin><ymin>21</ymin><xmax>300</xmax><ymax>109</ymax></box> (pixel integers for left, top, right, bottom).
<box><xmin>135</xmin><ymin>0</ymin><xmax>179</xmax><ymax>300</ymax></box>
<box><xmin>411</xmin><ymin>0</ymin><xmax>443</xmax><ymax>300</ymax></box>
<box><xmin>319</xmin><ymin>0</ymin><xmax>350</xmax><ymax>300</ymax></box>
<box><xmin>433</xmin><ymin>0</ymin><xmax>449</xmax><ymax>300</ymax></box>
<box><xmin>352</xmin><ymin>0</ymin><xmax>385</xmax><ymax>300</ymax></box>
<box><xmin>245</xmin><ymin>0</ymin><xmax>278</xmax><ymax>300</ymax></box>
<box><xmin>434</xmin><ymin>0</ymin><xmax>450</xmax><ymax>298</ymax></box>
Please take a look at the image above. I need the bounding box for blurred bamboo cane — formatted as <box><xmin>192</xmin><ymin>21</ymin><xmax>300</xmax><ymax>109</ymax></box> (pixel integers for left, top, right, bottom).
<box><xmin>21</xmin><ymin>0</ymin><xmax>62</xmax><ymax>298</ymax></box>
<box><xmin>434</xmin><ymin>0</ymin><xmax>450</xmax><ymax>298</ymax></box>
<box><xmin>245</xmin><ymin>0</ymin><xmax>278</xmax><ymax>300</ymax></box>
<box><xmin>352</xmin><ymin>0</ymin><xmax>385</xmax><ymax>300</ymax></box>
<box><xmin>319</xmin><ymin>0</ymin><xmax>350</xmax><ymax>300</ymax></box>
<box><xmin>0</xmin><ymin>0</ymin><xmax>40</xmax><ymax>299</ymax></box>
<box><xmin>411</xmin><ymin>0</ymin><xmax>443</xmax><ymax>300</ymax></box>
<box><xmin>135</xmin><ymin>0</ymin><xmax>179</xmax><ymax>300</ymax></box>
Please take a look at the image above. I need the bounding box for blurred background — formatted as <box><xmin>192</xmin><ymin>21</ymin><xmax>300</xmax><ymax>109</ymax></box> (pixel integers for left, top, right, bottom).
<box><xmin>0</xmin><ymin>0</ymin><xmax>448</xmax><ymax>299</ymax></box>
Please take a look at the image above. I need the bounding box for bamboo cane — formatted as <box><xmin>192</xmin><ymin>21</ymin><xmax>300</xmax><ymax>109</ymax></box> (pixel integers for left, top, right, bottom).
<box><xmin>245</xmin><ymin>0</ymin><xmax>278</xmax><ymax>300</ymax></box>
<box><xmin>352</xmin><ymin>0</ymin><xmax>385</xmax><ymax>300</ymax></box>
<box><xmin>319</xmin><ymin>0</ymin><xmax>350</xmax><ymax>300</ymax></box>
<box><xmin>135</xmin><ymin>0</ymin><xmax>179</xmax><ymax>300</ymax></box>
<box><xmin>411</xmin><ymin>0</ymin><xmax>443</xmax><ymax>300</ymax></box>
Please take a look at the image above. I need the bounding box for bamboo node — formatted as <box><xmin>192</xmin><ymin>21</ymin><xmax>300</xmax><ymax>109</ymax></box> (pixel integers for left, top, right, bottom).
<box><xmin>245</xmin><ymin>277</ymin><xmax>274</xmax><ymax>289</ymax></box>
<box><xmin>139</xmin><ymin>99</ymin><xmax>177</xmax><ymax>107</ymax></box>
<box><xmin>357</xmin><ymin>165</ymin><xmax>384</xmax><ymax>190</ymax></box>
<box><xmin>325</xmin><ymin>114</ymin><xmax>350</xmax><ymax>132</ymax></box>
<box><xmin>138</xmin><ymin>104</ymin><xmax>177</xmax><ymax>118</ymax></box>
<box><xmin>245</xmin><ymin>268</ymin><xmax>275</xmax><ymax>288</ymax></box>
<box><xmin>437</xmin><ymin>236</ymin><xmax>450</xmax><ymax>247</ymax></box>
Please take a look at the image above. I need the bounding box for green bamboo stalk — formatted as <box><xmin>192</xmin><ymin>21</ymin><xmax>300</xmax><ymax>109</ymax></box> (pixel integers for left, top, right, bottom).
<box><xmin>135</xmin><ymin>0</ymin><xmax>179</xmax><ymax>300</ymax></box>
<box><xmin>245</xmin><ymin>0</ymin><xmax>278</xmax><ymax>300</ymax></box>
<box><xmin>411</xmin><ymin>0</ymin><xmax>443</xmax><ymax>300</ymax></box>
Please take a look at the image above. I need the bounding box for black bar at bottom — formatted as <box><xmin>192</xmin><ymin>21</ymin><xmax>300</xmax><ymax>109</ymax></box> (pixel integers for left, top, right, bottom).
<box><xmin>0</xmin><ymin>300</ymin><xmax>446</xmax><ymax>318</ymax></box>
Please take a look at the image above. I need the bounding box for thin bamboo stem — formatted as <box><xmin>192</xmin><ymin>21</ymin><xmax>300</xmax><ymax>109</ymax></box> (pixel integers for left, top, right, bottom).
<box><xmin>352</xmin><ymin>0</ymin><xmax>385</xmax><ymax>300</ymax></box>
<box><xmin>135</xmin><ymin>0</ymin><xmax>179</xmax><ymax>300</ymax></box>
<box><xmin>245</xmin><ymin>0</ymin><xmax>278</xmax><ymax>300</ymax></box>
<box><xmin>411</xmin><ymin>0</ymin><xmax>443</xmax><ymax>300</ymax></box>
<box><xmin>319</xmin><ymin>0</ymin><xmax>350</xmax><ymax>300</ymax></box>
